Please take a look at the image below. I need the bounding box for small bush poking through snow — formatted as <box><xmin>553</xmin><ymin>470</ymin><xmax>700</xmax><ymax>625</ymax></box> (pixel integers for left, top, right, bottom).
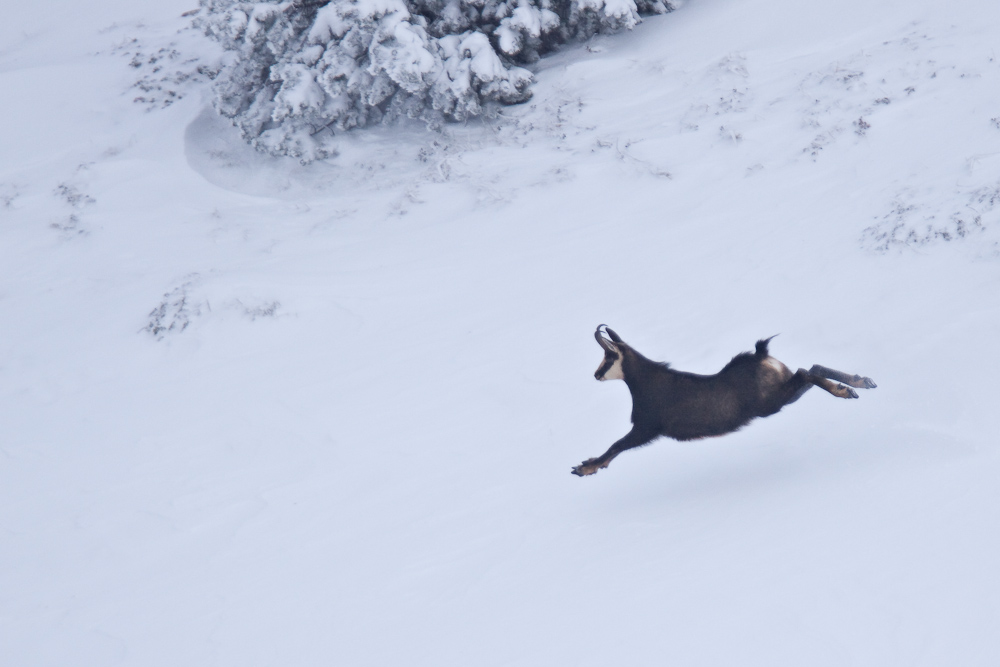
<box><xmin>862</xmin><ymin>182</ymin><xmax>1000</xmax><ymax>254</ymax></box>
<box><xmin>197</xmin><ymin>0</ymin><xmax>674</xmax><ymax>161</ymax></box>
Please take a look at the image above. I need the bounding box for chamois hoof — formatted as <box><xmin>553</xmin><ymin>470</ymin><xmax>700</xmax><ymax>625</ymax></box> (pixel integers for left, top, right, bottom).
<box><xmin>844</xmin><ymin>373</ymin><xmax>877</xmax><ymax>389</ymax></box>
<box><xmin>841</xmin><ymin>385</ymin><xmax>859</xmax><ymax>399</ymax></box>
<box><xmin>572</xmin><ymin>458</ymin><xmax>606</xmax><ymax>476</ymax></box>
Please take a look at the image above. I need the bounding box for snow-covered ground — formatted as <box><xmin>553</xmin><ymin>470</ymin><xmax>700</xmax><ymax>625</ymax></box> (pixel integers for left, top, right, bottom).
<box><xmin>3</xmin><ymin>0</ymin><xmax>1000</xmax><ymax>664</ymax></box>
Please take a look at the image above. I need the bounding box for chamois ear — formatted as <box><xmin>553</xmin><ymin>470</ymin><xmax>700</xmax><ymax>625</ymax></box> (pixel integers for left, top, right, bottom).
<box><xmin>604</xmin><ymin>327</ymin><xmax>623</xmax><ymax>343</ymax></box>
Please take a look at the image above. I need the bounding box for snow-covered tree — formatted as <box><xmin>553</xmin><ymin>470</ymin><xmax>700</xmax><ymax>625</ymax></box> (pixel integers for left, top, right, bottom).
<box><xmin>198</xmin><ymin>0</ymin><xmax>675</xmax><ymax>160</ymax></box>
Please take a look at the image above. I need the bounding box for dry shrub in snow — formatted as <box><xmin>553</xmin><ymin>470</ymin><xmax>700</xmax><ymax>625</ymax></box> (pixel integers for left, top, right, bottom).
<box><xmin>198</xmin><ymin>0</ymin><xmax>674</xmax><ymax>160</ymax></box>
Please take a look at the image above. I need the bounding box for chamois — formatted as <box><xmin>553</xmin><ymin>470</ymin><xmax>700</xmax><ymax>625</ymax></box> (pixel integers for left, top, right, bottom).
<box><xmin>572</xmin><ymin>325</ymin><xmax>877</xmax><ymax>476</ymax></box>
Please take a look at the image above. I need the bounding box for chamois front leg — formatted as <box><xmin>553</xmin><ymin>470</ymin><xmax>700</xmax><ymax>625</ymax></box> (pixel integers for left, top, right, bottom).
<box><xmin>572</xmin><ymin>427</ymin><xmax>657</xmax><ymax>477</ymax></box>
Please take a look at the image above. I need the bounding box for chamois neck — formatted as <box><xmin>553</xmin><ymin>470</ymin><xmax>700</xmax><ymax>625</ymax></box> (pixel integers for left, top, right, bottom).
<box><xmin>621</xmin><ymin>346</ymin><xmax>670</xmax><ymax>385</ymax></box>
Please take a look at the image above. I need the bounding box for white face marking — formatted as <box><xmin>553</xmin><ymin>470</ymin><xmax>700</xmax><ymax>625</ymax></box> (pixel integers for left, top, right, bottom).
<box><xmin>597</xmin><ymin>353</ymin><xmax>625</xmax><ymax>381</ymax></box>
<box><xmin>602</xmin><ymin>355</ymin><xmax>625</xmax><ymax>381</ymax></box>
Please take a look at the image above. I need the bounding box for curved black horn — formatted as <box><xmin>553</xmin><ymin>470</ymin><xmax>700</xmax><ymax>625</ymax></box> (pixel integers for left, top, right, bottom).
<box><xmin>595</xmin><ymin>327</ymin><xmax>612</xmax><ymax>350</ymax></box>
<box><xmin>594</xmin><ymin>324</ymin><xmax>616</xmax><ymax>350</ymax></box>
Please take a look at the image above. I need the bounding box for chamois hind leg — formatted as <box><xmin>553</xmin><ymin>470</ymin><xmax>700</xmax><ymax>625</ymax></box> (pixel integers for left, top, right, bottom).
<box><xmin>797</xmin><ymin>368</ymin><xmax>861</xmax><ymax>399</ymax></box>
<box><xmin>767</xmin><ymin>368</ymin><xmax>868</xmax><ymax>410</ymax></box>
<box><xmin>759</xmin><ymin>368</ymin><xmax>814</xmax><ymax>414</ymax></box>
<box><xmin>809</xmin><ymin>364</ymin><xmax>877</xmax><ymax>389</ymax></box>
<box><xmin>572</xmin><ymin>427</ymin><xmax>658</xmax><ymax>477</ymax></box>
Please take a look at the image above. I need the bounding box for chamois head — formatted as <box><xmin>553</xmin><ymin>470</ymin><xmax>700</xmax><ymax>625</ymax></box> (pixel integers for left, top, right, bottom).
<box><xmin>594</xmin><ymin>324</ymin><xmax>625</xmax><ymax>381</ymax></box>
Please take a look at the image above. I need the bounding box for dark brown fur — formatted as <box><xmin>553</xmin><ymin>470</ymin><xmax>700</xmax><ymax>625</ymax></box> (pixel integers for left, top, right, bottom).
<box><xmin>572</xmin><ymin>326</ymin><xmax>876</xmax><ymax>476</ymax></box>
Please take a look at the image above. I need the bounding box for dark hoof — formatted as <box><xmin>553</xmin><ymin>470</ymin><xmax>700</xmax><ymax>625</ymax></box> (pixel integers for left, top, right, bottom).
<box><xmin>844</xmin><ymin>385</ymin><xmax>859</xmax><ymax>399</ymax></box>
<box><xmin>849</xmin><ymin>374</ymin><xmax>877</xmax><ymax>389</ymax></box>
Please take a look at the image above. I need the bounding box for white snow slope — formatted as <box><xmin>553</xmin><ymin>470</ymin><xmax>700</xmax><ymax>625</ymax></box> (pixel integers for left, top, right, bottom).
<box><xmin>3</xmin><ymin>0</ymin><xmax>1000</xmax><ymax>665</ymax></box>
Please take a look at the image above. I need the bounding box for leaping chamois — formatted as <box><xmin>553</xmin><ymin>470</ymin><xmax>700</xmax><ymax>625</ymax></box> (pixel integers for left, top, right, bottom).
<box><xmin>572</xmin><ymin>325</ymin><xmax>877</xmax><ymax>476</ymax></box>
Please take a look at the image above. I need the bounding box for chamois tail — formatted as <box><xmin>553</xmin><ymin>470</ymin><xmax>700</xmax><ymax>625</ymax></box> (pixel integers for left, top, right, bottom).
<box><xmin>755</xmin><ymin>334</ymin><xmax>779</xmax><ymax>357</ymax></box>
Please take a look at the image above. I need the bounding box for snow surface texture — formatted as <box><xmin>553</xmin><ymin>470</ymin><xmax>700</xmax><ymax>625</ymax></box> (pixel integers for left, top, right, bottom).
<box><xmin>2</xmin><ymin>0</ymin><xmax>1000</xmax><ymax>665</ymax></box>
